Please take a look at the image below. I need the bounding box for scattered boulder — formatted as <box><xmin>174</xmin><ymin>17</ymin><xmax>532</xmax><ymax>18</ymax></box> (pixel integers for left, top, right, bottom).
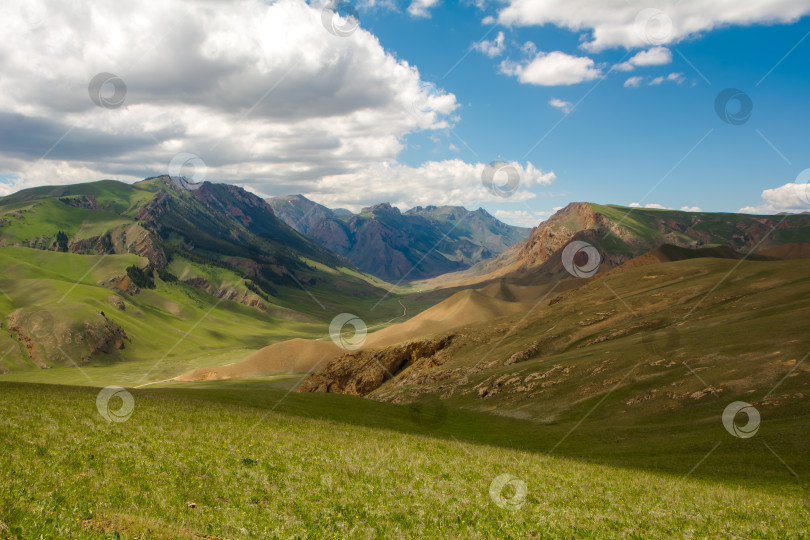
<box><xmin>504</xmin><ymin>341</ymin><xmax>540</xmax><ymax>365</ymax></box>
<box><xmin>108</xmin><ymin>296</ymin><xmax>126</xmax><ymax>311</ymax></box>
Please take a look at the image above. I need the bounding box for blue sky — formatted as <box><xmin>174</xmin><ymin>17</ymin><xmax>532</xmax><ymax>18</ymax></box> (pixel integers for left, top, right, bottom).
<box><xmin>1</xmin><ymin>0</ymin><xmax>809</xmax><ymax>226</ymax></box>
<box><xmin>362</xmin><ymin>2</ymin><xmax>810</xmax><ymax>222</ymax></box>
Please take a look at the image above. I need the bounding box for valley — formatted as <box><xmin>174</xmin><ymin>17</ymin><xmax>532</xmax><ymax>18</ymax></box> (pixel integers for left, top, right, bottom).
<box><xmin>1</xmin><ymin>178</ymin><xmax>808</xmax><ymax>537</ymax></box>
<box><xmin>4</xmin><ymin>3</ymin><xmax>810</xmax><ymax>537</ymax></box>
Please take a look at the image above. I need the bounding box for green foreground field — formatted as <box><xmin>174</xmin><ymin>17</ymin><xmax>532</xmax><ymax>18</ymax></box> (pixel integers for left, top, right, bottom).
<box><xmin>1</xmin><ymin>380</ymin><xmax>807</xmax><ymax>538</ymax></box>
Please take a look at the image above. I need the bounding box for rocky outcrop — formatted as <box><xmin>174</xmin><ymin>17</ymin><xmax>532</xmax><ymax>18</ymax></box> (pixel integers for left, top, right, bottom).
<box><xmin>122</xmin><ymin>223</ymin><xmax>167</xmax><ymax>267</ymax></box>
<box><xmin>78</xmin><ymin>316</ymin><xmax>131</xmax><ymax>359</ymax></box>
<box><xmin>6</xmin><ymin>310</ymin><xmax>131</xmax><ymax>368</ymax></box>
<box><xmin>60</xmin><ymin>223</ymin><xmax>166</xmax><ymax>266</ymax></box>
<box><xmin>59</xmin><ymin>195</ymin><xmax>98</xmax><ymax>210</ymax></box>
<box><xmin>298</xmin><ymin>335</ymin><xmax>454</xmax><ymax>396</ymax></box>
<box><xmin>99</xmin><ymin>275</ymin><xmax>139</xmax><ymax>295</ymax></box>
<box><xmin>504</xmin><ymin>341</ymin><xmax>540</xmax><ymax>366</ymax></box>
<box><xmin>181</xmin><ymin>277</ymin><xmax>267</xmax><ymax>312</ymax></box>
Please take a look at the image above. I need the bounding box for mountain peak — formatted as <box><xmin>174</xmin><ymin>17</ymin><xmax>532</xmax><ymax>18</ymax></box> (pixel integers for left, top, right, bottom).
<box><xmin>361</xmin><ymin>202</ymin><xmax>400</xmax><ymax>216</ymax></box>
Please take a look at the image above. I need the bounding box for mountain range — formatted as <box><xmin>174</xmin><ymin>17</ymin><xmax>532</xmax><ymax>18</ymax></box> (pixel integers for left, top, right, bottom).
<box><xmin>2</xmin><ymin>176</ymin><xmax>810</xmax><ymax>388</ymax></box>
<box><xmin>0</xmin><ymin>177</ymin><xmax>400</xmax><ymax>373</ymax></box>
<box><xmin>416</xmin><ymin>201</ymin><xmax>810</xmax><ymax>289</ymax></box>
<box><xmin>266</xmin><ymin>194</ymin><xmax>530</xmax><ymax>281</ymax></box>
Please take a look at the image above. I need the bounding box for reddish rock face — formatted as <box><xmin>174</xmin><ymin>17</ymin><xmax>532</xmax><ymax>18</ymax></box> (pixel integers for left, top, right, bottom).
<box><xmin>298</xmin><ymin>336</ymin><xmax>454</xmax><ymax>396</ymax></box>
<box><xmin>6</xmin><ymin>310</ymin><xmax>131</xmax><ymax>368</ymax></box>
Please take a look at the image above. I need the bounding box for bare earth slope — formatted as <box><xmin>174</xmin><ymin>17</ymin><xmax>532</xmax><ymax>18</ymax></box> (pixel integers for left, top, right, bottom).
<box><xmin>173</xmin><ymin>280</ymin><xmax>567</xmax><ymax>382</ymax></box>
<box><xmin>300</xmin><ymin>254</ymin><xmax>810</xmax><ymax>435</ymax></box>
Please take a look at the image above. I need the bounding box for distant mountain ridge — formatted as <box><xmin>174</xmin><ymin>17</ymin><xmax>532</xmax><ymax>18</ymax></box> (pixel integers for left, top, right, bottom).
<box><xmin>0</xmin><ymin>177</ymin><xmax>400</xmax><ymax>370</ymax></box>
<box><xmin>414</xmin><ymin>202</ymin><xmax>810</xmax><ymax>289</ymax></box>
<box><xmin>266</xmin><ymin>194</ymin><xmax>530</xmax><ymax>281</ymax></box>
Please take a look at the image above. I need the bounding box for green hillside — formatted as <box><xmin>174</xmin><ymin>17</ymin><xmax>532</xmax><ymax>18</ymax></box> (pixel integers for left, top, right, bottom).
<box><xmin>0</xmin><ymin>381</ymin><xmax>806</xmax><ymax>538</ymax></box>
<box><xmin>0</xmin><ymin>177</ymin><xmax>431</xmax><ymax>380</ymax></box>
<box><xmin>0</xmin><ymin>247</ymin><xmax>324</xmax><ymax>384</ymax></box>
<box><xmin>591</xmin><ymin>202</ymin><xmax>810</xmax><ymax>254</ymax></box>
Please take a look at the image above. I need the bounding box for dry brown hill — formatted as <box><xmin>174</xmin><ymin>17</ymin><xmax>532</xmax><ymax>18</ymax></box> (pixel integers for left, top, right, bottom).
<box><xmin>173</xmin><ymin>280</ymin><xmax>567</xmax><ymax>382</ymax></box>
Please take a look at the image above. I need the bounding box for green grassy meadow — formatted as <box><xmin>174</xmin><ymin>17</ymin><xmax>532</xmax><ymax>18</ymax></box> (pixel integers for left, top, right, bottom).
<box><xmin>1</xmin><ymin>380</ymin><xmax>807</xmax><ymax>539</ymax></box>
<box><xmin>0</xmin><ymin>245</ymin><xmax>419</xmax><ymax>386</ymax></box>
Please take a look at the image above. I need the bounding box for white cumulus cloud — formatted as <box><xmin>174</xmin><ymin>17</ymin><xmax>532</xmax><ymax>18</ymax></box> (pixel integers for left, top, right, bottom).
<box><xmin>474</xmin><ymin>31</ymin><xmax>506</xmax><ymax>57</ymax></box>
<box><xmin>650</xmin><ymin>72</ymin><xmax>686</xmax><ymax>85</ymax></box>
<box><xmin>496</xmin><ymin>0</ymin><xmax>810</xmax><ymax>51</ymax></box>
<box><xmin>624</xmin><ymin>76</ymin><xmax>643</xmax><ymax>88</ymax></box>
<box><xmin>407</xmin><ymin>0</ymin><xmax>440</xmax><ymax>18</ymax></box>
<box><xmin>493</xmin><ymin>209</ymin><xmax>552</xmax><ymax>227</ymax></box>
<box><xmin>2</xmin><ymin>0</ymin><xmax>564</xmax><ymax>211</ymax></box>
<box><xmin>739</xmin><ymin>181</ymin><xmax>810</xmax><ymax>214</ymax></box>
<box><xmin>501</xmin><ymin>51</ymin><xmax>602</xmax><ymax>86</ymax></box>
<box><xmin>615</xmin><ymin>46</ymin><xmax>672</xmax><ymax>71</ymax></box>
<box><xmin>629</xmin><ymin>202</ymin><xmax>669</xmax><ymax>209</ymax></box>
<box><xmin>549</xmin><ymin>98</ymin><xmax>573</xmax><ymax>113</ymax></box>
<box><xmin>300</xmin><ymin>159</ymin><xmax>556</xmax><ymax>211</ymax></box>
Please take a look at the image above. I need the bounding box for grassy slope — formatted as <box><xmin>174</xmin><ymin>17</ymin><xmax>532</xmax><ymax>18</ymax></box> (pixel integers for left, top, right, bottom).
<box><xmin>0</xmin><ymin>244</ymin><xmax>435</xmax><ymax>385</ymax></box>
<box><xmin>0</xmin><ymin>381</ymin><xmax>807</xmax><ymax>538</ymax></box>
<box><xmin>0</xmin><ymin>198</ymin><xmax>132</xmax><ymax>245</ymax></box>
<box><xmin>594</xmin><ymin>203</ymin><xmax>810</xmax><ymax>249</ymax></box>
<box><xmin>0</xmin><ymin>247</ymin><xmax>326</xmax><ymax>385</ymax></box>
<box><xmin>0</xmin><ymin>177</ymin><xmax>421</xmax><ymax>380</ymax></box>
<box><xmin>369</xmin><ymin>259</ymin><xmax>810</xmax><ymax>468</ymax></box>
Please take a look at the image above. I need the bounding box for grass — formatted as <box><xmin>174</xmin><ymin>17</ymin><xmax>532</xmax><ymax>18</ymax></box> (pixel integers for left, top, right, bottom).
<box><xmin>593</xmin><ymin>203</ymin><xmax>810</xmax><ymax>251</ymax></box>
<box><xmin>1</xmin><ymin>381</ymin><xmax>807</xmax><ymax>538</ymax></box>
<box><xmin>0</xmin><ymin>198</ymin><xmax>132</xmax><ymax>245</ymax></box>
<box><xmin>0</xmin><ymin>245</ymin><xmax>438</xmax><ymax>385</ymax></box>
<box><xmin>0</xmin><ymin>247</ymin><xmax>328</xmax><ymax>384</ymax></box>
